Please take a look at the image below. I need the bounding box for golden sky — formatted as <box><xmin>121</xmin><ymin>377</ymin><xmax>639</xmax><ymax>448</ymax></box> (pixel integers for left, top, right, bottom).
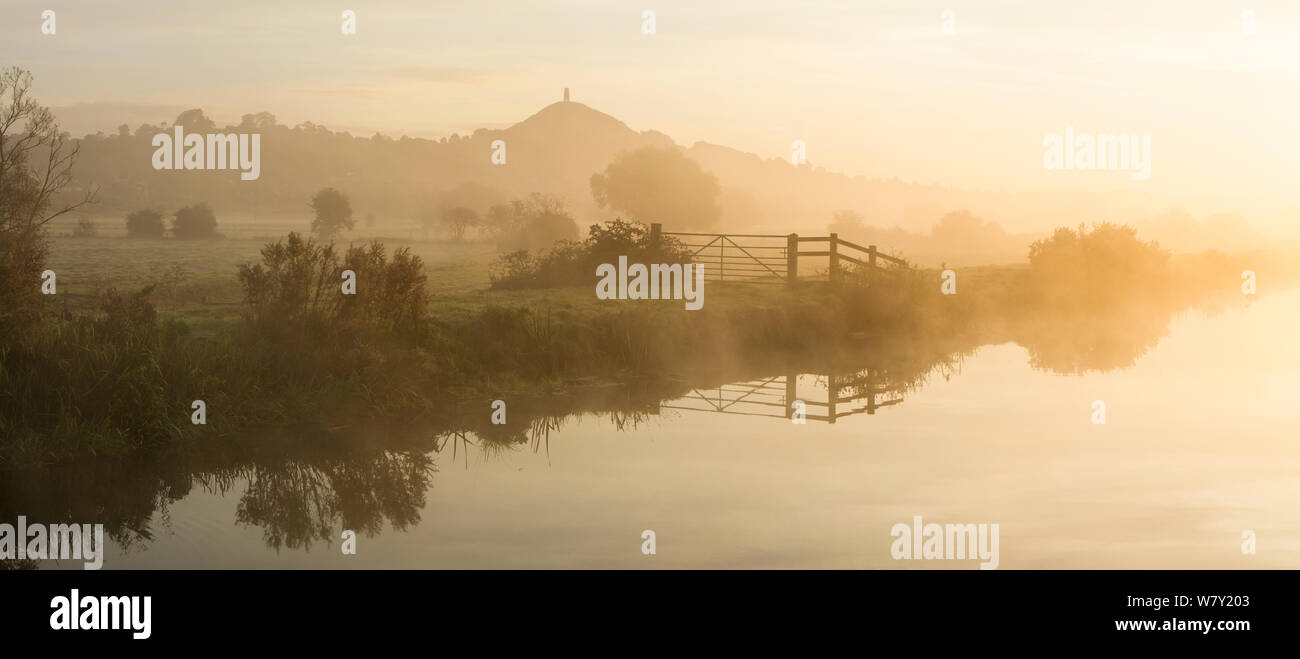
<box><xmin>4</xmin><ymin>0</ymin><xmax>1299</xmax><ymax>227</ymax></box>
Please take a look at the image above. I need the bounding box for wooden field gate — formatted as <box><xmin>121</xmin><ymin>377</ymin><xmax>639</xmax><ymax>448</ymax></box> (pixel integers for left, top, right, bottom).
<box><xmin>651</xmin><ymin>223</ymin><xmax>906</xmax><ymax>286</ymax></box>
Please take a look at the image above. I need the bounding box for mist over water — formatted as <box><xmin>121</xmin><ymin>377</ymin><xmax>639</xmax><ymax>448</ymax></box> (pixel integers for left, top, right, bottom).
<box><xmin>14</xmin><ymin>287</ymin><xmax>1294</xmax><ymax>570</ymax></box>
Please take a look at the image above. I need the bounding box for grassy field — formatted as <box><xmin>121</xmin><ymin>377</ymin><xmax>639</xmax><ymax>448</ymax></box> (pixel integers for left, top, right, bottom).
<box><xmin>47</xmin><ymin>215</ymin><xmax>498</xmax><ymax>326</ymax></box>
<box><xmin>46</xmin><ymin>214</ymin><xmax>907</xmax><ymax>328</ymax></box>
<box><xmin>45</xmin><ymin>216</ymin><xmax>1290</xmax><ymax>332</ymax></box>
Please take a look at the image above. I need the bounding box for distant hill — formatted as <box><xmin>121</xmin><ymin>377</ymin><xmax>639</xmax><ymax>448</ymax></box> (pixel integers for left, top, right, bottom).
<box><xmin>61</xmin><ymin>99</ymin><xmax>1274</xmax><ymax>255</ymax></box>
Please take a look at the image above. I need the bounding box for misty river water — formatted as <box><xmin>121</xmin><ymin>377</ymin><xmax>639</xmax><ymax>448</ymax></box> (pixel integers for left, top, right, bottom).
<box><xmin>14</xmin><ymin>288</ymin><xmax>1300</xmax><ymax>569</ymax></box>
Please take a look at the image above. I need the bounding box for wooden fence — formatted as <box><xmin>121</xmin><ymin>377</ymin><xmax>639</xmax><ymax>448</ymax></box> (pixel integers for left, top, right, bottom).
<box><xmin>652</xmin><ymin>223</ymin><xmax>907</xmax><ymax>287</ymax></box>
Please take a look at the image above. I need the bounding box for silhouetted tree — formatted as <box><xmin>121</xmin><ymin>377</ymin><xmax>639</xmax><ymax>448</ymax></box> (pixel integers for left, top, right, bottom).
<box><xmin>440</xmin><ymin>206</ymin><xmax>479</xmax><ymax>241</ymax></box>
<box><xmin>238</xmin><ymin>112</ymin><xmax>277</xmax><ymax>130</ymax></box>
<box><xmin>486</xmin><ymin>193</ymin><xmax>579</xmax><ymax>251</ymax></box>
<box><xmin>0</xmin><ymin>67</ymin><xmax>95</xmax><ymax>343</ymax></box>
<box><xmin>310</xmin><ymin>188</ymin><xmax>353</xmax><ymax>239</ymax></box>
<box><xmin>125</xmin><ymin>209</ymin><xmax>166</xmax><ymax>238</ymax></box>
<box><xmin>590</xmin><ymin>147</ymin><xmax>721</xmax><ymax>230</ymax></box>
<box><xmin>172</xmin><ymin>108</ymin><xmax>216</xmax><ymax>132</ymax></box>
<box><xmin>172</xmin><ymin>202</ymin><xmax>218</xmax><ymax>239</ymax></box>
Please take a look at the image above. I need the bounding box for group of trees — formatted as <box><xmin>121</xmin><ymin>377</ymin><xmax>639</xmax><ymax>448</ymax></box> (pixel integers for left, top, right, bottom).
<box><xmin>408</xmin><ymin>184</ymin><xmax>579</xmax><ymax>249</ymax></box>
<box><xmin>123</xmin><ymin>203</ymin><xmax>218</xmax><ymax>239</ymax></box>
<box><xmin>67</xmin><ymin>108</ymin><xmax>442</xmax><ymax>219</ymax></box>
<box><xmin>398</xmin><ymin>147</ymin><xmax>721</xmax><ymax>249</ymax></box>
<box><xmin>64</xmin><ymin>100</ymin><xmax>739</xmax><ymax>231</ymax></box>
<box><xmin>107</xmin><ymin>139</ymin><xmax>724</xmax><ymax>248</ymax></box>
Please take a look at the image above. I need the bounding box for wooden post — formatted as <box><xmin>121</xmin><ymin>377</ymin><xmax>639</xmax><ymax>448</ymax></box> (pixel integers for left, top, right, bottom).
<box><xmin>720</xmin><ymin>237</ymin><xmax>725</xmax><ymax>283</ymax></box>
<box><xmin>868</xmin><ymin>244</ymin><xmax>877</xmax><ymax>288</ymax></box>
<box><xmin>785</xmin><ymin>372</ymin><xmax>796</xmax><ymax>420</ymax></box>
<box><xmin>649</xmin><ymin>223</ymin><xmax>661</xmax><ymax>249</ymax></box>
<box><xmin>786</xmin><ymin>233</ymin><xmax>798</xmax><ymax>287</ymax></box>
<box><xmin>828</xmin><ymin>233</ymin><xmax>839</xmax><ymax>285</ymax></box>
<box><xmin>827</xmin><ymin>373</ymin><xmax>838</xmax><ymax>424</ymax></box>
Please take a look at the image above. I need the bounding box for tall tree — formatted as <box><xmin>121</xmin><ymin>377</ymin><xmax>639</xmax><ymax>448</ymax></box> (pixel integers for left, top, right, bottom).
<box><xmin>440</xmin><ymin>206</ymin><xmax>479</xmax><ymax>242</ymax></box>
<box><xmin>310</xmin><ymin>187</ymin><xmax>353</xmax><ymax>239</ymax></box>
<box><xmin>0</xmin><ymin>67</ymin><xmax>95</xmax><ymax>342</ymax></box>
<box><xmin>590</xmin><ymin>147</ymin><xmax>720</xmax><ymax>230</ymax></box>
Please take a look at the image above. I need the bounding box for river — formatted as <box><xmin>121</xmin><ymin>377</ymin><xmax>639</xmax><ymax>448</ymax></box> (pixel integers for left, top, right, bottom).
<box><xmin>11</xmin><ymin>288</ymin><xmax>1300</xmax><ymax>569</ymax></box>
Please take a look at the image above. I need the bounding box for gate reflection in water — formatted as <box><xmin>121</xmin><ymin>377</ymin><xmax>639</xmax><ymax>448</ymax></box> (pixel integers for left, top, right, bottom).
<box><xmin>660</xmin><ymin>372</ymin><xmax>904</xmax><ymax>423</ymax></box>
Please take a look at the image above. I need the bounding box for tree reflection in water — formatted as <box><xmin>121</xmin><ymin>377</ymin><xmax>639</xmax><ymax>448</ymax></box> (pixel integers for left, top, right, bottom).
<box><xmin>0</xmin><ymin>291</ymin><xmax>1250</xmax><ymax>566</ymax></box>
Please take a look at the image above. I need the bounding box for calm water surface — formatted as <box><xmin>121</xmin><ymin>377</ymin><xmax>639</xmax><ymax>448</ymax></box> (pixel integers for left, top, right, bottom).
<box><xmin>25</xmin><ymin>290</ymin><xmax>1300</xmax><ymax>569</ymax></box>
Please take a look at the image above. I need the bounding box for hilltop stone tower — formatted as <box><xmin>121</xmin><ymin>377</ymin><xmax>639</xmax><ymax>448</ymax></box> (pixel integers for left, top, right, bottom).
<box><xmin>563</xmin><ymin>87</ymin><xmax>570</xmax><ymax>102</ymax></box>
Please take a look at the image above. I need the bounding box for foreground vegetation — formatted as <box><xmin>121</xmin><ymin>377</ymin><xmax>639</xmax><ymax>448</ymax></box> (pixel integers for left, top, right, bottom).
<box><xmin>4</xmin><ymin>212</ymin><xmax>1292</xmax><ymax>466</ymax></box>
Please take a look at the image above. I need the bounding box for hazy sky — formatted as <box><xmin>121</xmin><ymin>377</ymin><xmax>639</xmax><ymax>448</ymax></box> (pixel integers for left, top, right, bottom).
<box><xmin>3</xmin><ymin>0</ymin><xmax>1299</xmax><ymax>224</ymax></box>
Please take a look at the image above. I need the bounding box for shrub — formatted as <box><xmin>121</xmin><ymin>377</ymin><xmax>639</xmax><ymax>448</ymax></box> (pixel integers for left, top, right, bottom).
<box><xmin>172</xmin><ymin>202</ymin><xmax>218</xmax><ymax>239</ymax></box>
<box><xmin>487</xmin><ymin>194</ymin><xmax>580</xmax><ymax>252</ymax></box>
<box><xmin>1027</xmin><ymin>223</ymin><xmax>1169</xmax><ymax>308</ymax></box>
<box><xmin>489</xmin><ymin>218</ymin><xmax>691</xmax><ymax>290</ymax></box>
<box><xmin>238</xmin><ymin>232</ymin><xmax>428</xmax><ymax>339</ymax></box>
<box><xmin>125</xmin><ymin>209</ymin><xmax>166</xmax><ymax>238</ymax></box>
<box><xmin>339</xmin><ymin>241</ymin><xmax>430</xmax><ymax>336</ymax></box>
<box><xmin>238</xmin><ymin>232</ymin><xmax>344</xmax><ymax>331</ymax></box>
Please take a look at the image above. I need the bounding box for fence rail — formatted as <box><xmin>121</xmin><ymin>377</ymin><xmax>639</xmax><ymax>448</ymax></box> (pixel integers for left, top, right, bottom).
<box><xmin>653</xmin><ymin>223</ymin><xmax>907</xmax><ymax>287</ymax></box>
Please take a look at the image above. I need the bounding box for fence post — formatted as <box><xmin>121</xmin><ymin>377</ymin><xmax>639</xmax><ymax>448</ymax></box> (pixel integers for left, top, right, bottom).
<box><xmin>785</xmin><ymin>372</ymin><xmax>796</xmax><ymax>420</ymax></box>
<box><xmin>827</xmin><ymin>373</ymin><xmax>838</xmax><ymax>424</ymax></box>
<box><xmin>786</xmin><ymin>233</ymin><xmax>799</xmax><ymax>287</ymax></box>
<box><xmin>868</xmin><ymin>244</ymin><xmax>877</xmax><ymax>288</ymax></box>
<box><xmin>828</xmin><ymin>233</ymin><xmax>839</xmax><ymax>285</ymax></box>
<box><xmin>649</xmin><ymin>223</ymin><xmax>661</xmax><ymax>253</ymax></box>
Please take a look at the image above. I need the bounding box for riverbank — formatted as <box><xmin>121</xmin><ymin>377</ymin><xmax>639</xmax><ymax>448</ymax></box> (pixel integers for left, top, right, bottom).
<box><xmin>4</xmin><ymin>229</ymin><xmax>1295</xmax><ymax>466</ymax></box>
